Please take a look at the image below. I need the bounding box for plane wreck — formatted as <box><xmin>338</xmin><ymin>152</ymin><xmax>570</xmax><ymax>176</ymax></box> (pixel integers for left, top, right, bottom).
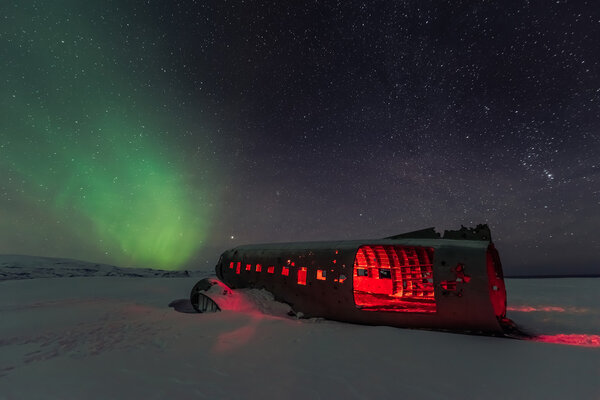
<box><xmin>190</xmin><ymin>224</ymin><xmax>513</xmax><ymax>334</ymax></box>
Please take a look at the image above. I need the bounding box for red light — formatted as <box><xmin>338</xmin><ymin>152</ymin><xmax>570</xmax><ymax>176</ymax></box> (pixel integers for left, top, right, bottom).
<box><xmin>353</xmin><ymin>245</ymin><xmax>436</xmax><ymax>313</ymax></box>
<box><xmin>282</xmin><ymin>266</ymin><xmax>289</xmax><ymax>276</ymax></box>
<box><xmin>267</xmin><ymin>266</ymin><xmax>274</xmax><ymax>274</ymax></box>
<box><xmin>229</xmin><ymin>262</ymin><xmax>234</xmax><ymax>269</ymax></box>
<box><xmin>246</xmin><ymin>264</ymin><xmax>251</xmax><ymax>271</ymax></box>
<box><xmin>440</xmin><ymin>264</ymin><xmax>470</xmax><ymax>293</ymax></box>
<box><xmin>297</xmin><ymin>267</ymin><xmax>307</xmax><ymax>285</ymax></box>
<box><xmin>533</xmin><ymin>334</ymin><xmax>600</xmax><ymax>348</ymax></box>
<box><xmin>256</xmin><ymin>264</ymin><xmax>262</xmax><ymax>272</ymax></box>
<box><xmin>235</xmin><ymin>262</ymin><xmax>241</xmax><ymax>275</ymax></box>
<box><xmin>487</xmin><ymin>245</ymin><xmax>506</xmax><ymax>319</ymax></box>
<box><xmin>507</xmin><ymin>305</ymin><xmax>590</xmax><ymax>313</ymax></box>
<box><xmin>316</xmin><ymin>269</ymin><xmax>326</xmax><ymax>280</ymax></box>
<box><xmin>508</xmin><ymin>305</ymin><xmax>565</xmax><ymax>313</ymax></box>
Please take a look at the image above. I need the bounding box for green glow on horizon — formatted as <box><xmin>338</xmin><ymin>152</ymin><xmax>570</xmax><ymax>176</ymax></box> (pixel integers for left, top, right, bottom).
<box><xmin>50</xmin><ymin>120</ymin><xmax>209</xmax><ymax>268</ymax></box>
<box><xmin>0</xmin><ymin>2</ymin><xmax>217</xmax><ymax>269</ymax></box>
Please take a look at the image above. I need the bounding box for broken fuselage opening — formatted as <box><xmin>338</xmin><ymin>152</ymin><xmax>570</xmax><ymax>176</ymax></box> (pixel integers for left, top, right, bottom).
<box><xmin>353</xmin><ymin>245</ymin><xmax>436</xmax><ymax>313</ymax></box>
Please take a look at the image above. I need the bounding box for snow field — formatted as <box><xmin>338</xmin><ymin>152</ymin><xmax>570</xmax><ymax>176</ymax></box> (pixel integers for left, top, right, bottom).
<box><xmin>0</xmin><ymin>265</ymin><xmax>599</xmax><ymax>399</ymax></box>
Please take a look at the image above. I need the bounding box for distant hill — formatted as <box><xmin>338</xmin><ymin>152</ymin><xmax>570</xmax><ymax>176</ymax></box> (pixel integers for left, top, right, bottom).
<box><xmin>0</xmin><ymin>255</ymin><xmax>209</xmax><ymax>281</ymax></box>
<box><xmin>506</xmin><ymin>274</ymin><xmax>600</xmax><ymax>279</ymax></box>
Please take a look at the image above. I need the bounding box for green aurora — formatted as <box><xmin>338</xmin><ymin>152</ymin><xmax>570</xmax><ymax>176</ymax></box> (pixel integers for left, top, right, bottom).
<box><xmin>0</xmin><ymin>2</ymin><xmax>217</xmax><ymax>269</ymax></box>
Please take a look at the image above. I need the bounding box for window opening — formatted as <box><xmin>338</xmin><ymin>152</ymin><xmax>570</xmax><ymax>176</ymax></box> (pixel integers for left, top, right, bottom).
<box><xmin>297</xmin><ymin>267</ymin><xmax>307</xmax><ymax>285</ymax></box>
<box><xmin>316</xmin><ymin>269</ymin><xmax>326</xmax><ymax>280</ymax></box>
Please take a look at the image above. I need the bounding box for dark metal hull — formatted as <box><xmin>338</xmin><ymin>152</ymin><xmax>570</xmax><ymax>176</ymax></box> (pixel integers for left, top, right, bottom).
<box><xmin>194</xmin><ymin>225</ymin><xmax>510</xmax><ymax>334</ymax></box>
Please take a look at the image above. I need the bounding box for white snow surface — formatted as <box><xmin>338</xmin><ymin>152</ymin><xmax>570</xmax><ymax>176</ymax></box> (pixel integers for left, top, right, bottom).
<box><xmin>1</xmin><ymin>256</ymin><xmax>599</xmax><ymax>399</ymax></box>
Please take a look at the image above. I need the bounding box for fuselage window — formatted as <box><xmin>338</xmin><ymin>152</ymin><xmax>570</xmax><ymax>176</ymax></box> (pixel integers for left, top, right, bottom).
<box><xmin>379</xmin><ymin>269</ymin><xmax>391</xmax><ymax>279</ymax></box>
<box><xmin>316</xmin><ymin>269</ymin><xmax>326</xmax><ymax>280</ymax></box>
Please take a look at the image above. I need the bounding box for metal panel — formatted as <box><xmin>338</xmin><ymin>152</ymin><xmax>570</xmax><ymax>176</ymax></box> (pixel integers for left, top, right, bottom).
<box><xmin>210</xmin><ymin>227</ymin><xmax>509</xmax><ymax>334</ymax></box>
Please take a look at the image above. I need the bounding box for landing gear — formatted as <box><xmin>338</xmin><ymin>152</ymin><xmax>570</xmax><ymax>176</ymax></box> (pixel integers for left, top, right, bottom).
<box><xmin>189</xmin><ymin>278</ymin><xmax>221</xmax><ymax>313</ymax></box>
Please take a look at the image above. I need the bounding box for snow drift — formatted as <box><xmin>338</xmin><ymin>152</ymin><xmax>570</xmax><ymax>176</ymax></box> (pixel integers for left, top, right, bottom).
<box><xmin>0</xmin><ymin>256</ymin><xmax>598</xmax><ymax>399</ymax></box>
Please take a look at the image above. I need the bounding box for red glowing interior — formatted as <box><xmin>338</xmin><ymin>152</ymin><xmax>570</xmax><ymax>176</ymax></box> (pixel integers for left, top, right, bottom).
<box><xmin>353</xmin><ymin>245</ymin><xmax>436</xmax><ymax>313</ymax></box>
<box><xmin>267</xmin><ymin>265</ymin><xmax>275</xmax><ymax>274</ymax></box>
<box><xmin>255</xmin><ymin>264</ymin><xmax>262</xmax><ymax>272</ymax></box>
<box><xmin>282</xmin><ymin>266</ymin><xmax>289</xmax><ymax>276</ymax></box>
<box><xmin>316</xmin><ymin>269</ymin><xmax>326</xmax><ymax>280</ymax></box>
<box><xmin>235</xmin><ymin>262</ymin><xmax>241</xmax><ymax>275</ymax></box>
<box><xmin>297</xmin><ymin>267</ymin><xmax>307</xmax><ymax>285</ymax></box>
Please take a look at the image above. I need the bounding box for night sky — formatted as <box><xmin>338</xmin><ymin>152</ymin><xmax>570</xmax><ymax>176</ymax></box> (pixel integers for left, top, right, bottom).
<box><xmin>1</xmin><ymin>1</ymin><xmax>599</xmax><ymax>275</ymax></box>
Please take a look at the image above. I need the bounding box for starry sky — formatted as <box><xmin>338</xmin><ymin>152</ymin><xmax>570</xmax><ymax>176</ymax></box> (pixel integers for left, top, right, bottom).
<box><xmin>1</xmin><ymin>1</ymin><xmax>599</xmax><ymax>275</ymax></box>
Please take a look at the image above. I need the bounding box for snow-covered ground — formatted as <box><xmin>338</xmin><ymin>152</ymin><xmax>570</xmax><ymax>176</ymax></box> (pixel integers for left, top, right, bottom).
<box><xmin>1</xmin><ymin>256</ymin><xmax>599</xmax><ymax>399</ymax></box>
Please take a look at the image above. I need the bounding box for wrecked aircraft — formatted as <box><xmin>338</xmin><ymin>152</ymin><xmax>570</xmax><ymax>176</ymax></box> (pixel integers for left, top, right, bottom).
<box><xmin>190</xmin><ymin>225</ymin><xmax>514</xmax><ymax>334</ymax></box>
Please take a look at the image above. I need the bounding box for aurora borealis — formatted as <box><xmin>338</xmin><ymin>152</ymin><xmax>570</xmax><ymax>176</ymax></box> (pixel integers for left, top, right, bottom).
<box><xmin>1</xmin><ymin>1</ymin><xmax>599</xmax><ymax>275</ymax></box>
<box><xmin>1</xmin><ymin>1</ymin><xmax>217</xmax><ymax>269</ymax></box>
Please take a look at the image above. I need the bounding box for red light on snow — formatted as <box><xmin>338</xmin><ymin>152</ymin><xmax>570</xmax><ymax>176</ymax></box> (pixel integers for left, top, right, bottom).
<box><xmin>236</xmin><ymin>262</ymin><xmax>241</xmax><ymax>274</ymax></box>
<box><xmin>256</xmin><ymin>264</ymin><xmax>262</xmax><ymax>272</ymax></box>
<box><xmin>507</xmin><ymin>305</ymin><xmax>590</xmax><ymax>314</ymax></box>
<box><xmin>267</xmin><ymin>266</ymin><xmax>275</xmax><ymax>274</ymax></box>
<box><xmin>353</xmin><ymin>245</ymin><xmax>436</xmax><ymax>313</ymax></box>
<box><xmin>282</xmin><ymin>266</ymin><xmax>289</xmax><ymax>276</ymax></box>
<box><xmin>316</xmin><ymin>269</ymin><xmax>326</xmax><ymax>280</ymax></box>
<box><xmin>214</xmin><ymin>324</ymin><xmax>257</xmax><ymax>353</ymax></box>
<box><xmin>533</xmin><ymin>334</ymin><xmax>600</xmax><ymax>348</ymax></box>
<box><xmin>297</xmin><ymin>267</ymin><xmax>307</xmax><ymax>285</ymax></box>
<box><xmin>508</xmin><ymin>305</ymin><xmax>566</xmax><ymax>313</ymax></box>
